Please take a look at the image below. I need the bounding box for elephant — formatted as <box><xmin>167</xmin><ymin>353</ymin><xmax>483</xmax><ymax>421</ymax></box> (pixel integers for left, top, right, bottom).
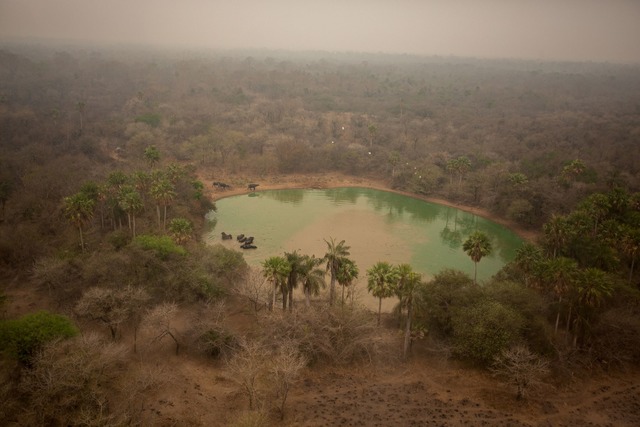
<box><xmin>243</xmin><ymin>236</ymin><xmax>254</xmax><ymax>244</ymax></box>
<box><xmin>221</xmin><ymin>232</ymin><xmax>233</xmax><ymax>240</ymax></box>
<box><xmin>236</xmin><ymin>234</ymin><xmax>245</xmax><ymax>241</ymax></box>
<box><xmin>240</xmin><ymin>243</ymin><xmax>257</xmax><ymax>249</ymax></box>
<box><xmin>248</xmin><ymin>183</ymin><xmax>259</xmax><ymax>191</ymax></box>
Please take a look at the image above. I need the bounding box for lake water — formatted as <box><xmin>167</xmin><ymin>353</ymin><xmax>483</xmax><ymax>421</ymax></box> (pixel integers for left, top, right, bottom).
<box><xmin>205</xmin><ymin>187</ymin><xmax>523</xmax><ymax>311</ymax></box>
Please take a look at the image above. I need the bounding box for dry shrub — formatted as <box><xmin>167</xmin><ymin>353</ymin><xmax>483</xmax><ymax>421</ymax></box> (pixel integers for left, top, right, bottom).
<box><xmin>142</xmin><ymin>302</ymin><xmax>182</xmax><ymax>355</ymax></box>
<box><xmin>186</xmin><ymin>300</ymin><xmax>238</xmax><ymax>358</ymax></box>
<box><xmin>31</xmin><ymin>256</ymin><xmax>80</xmax><ymax>296</ymax></box>
<box><xmin>233</xmin><ymin>267</ymin><xmax>270</xmax><ymax>316</ymax></box>
<box><xmin>119</xmin><ymin>362</ymin><xmax>170</xmax><ymax>423</ymax></box>
<box><xmin>590</xmin><ymin>308</ymin><xmax>640</xmax><ymax>367</ymax></box>
<box><xmin>18</xmin><ymin>333</ymin><xmax>129</xmax><ymax>426</ymax></box>
<box><xmin>490</xmin><ymin>345</ymin><xmax>550</xmax><ymax>400</ymax></box>
<box><xmin>226</xmin><ymin>339</ymin><xmax>270</xmax><ymax>410</ymax></box>
<box><xmin>263</xmin><ymin>304</ymin><xmax>379</xmax><ymax>364</ymax></box>
<box><xmin>226</xmin><ymin>338</ymin><xmax>306</xmax><ymax>419</ymax></box>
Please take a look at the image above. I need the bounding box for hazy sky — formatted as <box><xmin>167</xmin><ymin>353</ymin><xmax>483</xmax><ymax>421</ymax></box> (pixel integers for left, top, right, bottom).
<box><xmin>1</xmin><ymin>0</ymin><xmax>639</xmax><ymax>62</ymax></box>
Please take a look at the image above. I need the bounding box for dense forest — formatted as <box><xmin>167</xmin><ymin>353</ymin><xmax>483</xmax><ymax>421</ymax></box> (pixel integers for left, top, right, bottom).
<box><xmin>1</xmin><ymin>44</ymin><xmax>640</xmax><ymax>425</ymax></box>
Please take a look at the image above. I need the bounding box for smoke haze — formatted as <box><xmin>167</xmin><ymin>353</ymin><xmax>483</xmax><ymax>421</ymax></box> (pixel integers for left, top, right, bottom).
<box><xmin>1</xmin><ymin>0</ymin><xmax>639</xmax><ymax>62</ymax></box>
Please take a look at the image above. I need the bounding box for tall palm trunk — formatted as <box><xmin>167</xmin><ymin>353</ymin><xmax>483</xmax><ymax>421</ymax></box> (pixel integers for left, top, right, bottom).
<box><xmin>271</xmin><ymin>282</ymin><xmax>277</xmax><ymax>311</ymax></box>
<box><xmin>163</xmin><ymin>204</ymin><xmax>168</xmax><ymax>230</ymax></box>
<box><xmin>304</xmin><ymin>288</ymin><xmax>311</xmax><ymax>307</ymax></box>
<box><xmin>329</xmin><ymin>275</ymin><xmax>336</xmax><ymax>306</ymax></box>
<box><xmin>554</xmin><ymin>296</ymin><xmax>562</xmax><ymax>334</ymax></box>
<box><xmin>403</xmin><ymin>297</ymin><xmax>413</xmax><ymax>360</ymax></box>
<box><xmin>78</xmin><ymin>225</ymin><xmax>85</xmax><ymax>253</ymax></box>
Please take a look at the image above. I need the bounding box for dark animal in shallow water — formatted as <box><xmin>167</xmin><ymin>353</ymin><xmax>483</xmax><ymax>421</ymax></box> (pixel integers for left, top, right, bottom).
<box><xmin>248</xmin><ymin>183</ymin><xmax>259</xmax><ymax>191</ymax></box>
<box><xmin>221</xmin><ymin>232</ymin><xmax>233</xmax><ymax>240</ymax></box>
<box><xmin>240</xmin><ymin>243</ymin><xmax>257</xmax><ymax>249</ymax></box>
<box><xmin>238</xmin><ymin>236</ymin><xmax>247</xmax><ymax>243</ymax></box>
<box><xmin>243</xmin><ymin>236</ymin><xmax>254</xmax><ymax>244</ymax></box>
<box><xmin>236</xmin><ymin>234</ymin><xmax>245</xmax><ymax>241</ymax></box>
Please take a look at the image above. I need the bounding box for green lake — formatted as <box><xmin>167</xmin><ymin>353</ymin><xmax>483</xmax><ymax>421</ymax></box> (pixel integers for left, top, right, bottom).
<box><xmin>205</xmin><ymin>187</ymin><xmax>523</xmax><ymax>310</ymax></box>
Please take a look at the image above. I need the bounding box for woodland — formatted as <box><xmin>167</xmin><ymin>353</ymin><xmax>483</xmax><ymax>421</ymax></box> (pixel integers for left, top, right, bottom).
<box><xmin>1</xmin><ymin>43</ymin><xmax>640</xmax><ymax>426</ymax></box>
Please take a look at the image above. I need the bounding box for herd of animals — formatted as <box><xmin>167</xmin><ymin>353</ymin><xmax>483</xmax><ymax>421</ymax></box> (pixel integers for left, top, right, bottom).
<box><xmin>212</xmin><ymin>182</ymin><xmax>259</xmax><ymax>191</ymax></box>
<box><xmin>215</xmin><ymin>182</ymin><xmax>260</xmax><ymax>249</ymax></box>
<box><xmin>221</xmin><ymin>232</ymin><xmax>257</xmax><ymax>249</ymax></box>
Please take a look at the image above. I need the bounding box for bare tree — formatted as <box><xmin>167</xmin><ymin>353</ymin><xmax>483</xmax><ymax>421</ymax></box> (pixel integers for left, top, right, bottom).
<box><xmin>75</xmin><ymin>286</ymin><xmax>150</xmax><ymax>344</ymax></box>
<box><xmin>75</xmin><ymin>287</ymin><xmax>130</xmax><ymax>340</ymax></box>
<box><xmin>268</xmin><ymin>340</ymin><xmax>306</xmax><ymax>420</ymax></box>
<box><xmin>490</xmin><ymin>345</ymin><xmax>550</xmax><ymax>400</ymax></box>
<box><xmin>226</xmin><ymin>339</ymin><xmax>269</xmax><ymax>410</ymax></box>
<box><xmin>144</xmin><ymin>302</ymin><xmax>182</xmax><ymax>355</ymax></box>
<box><xmin>234</xmin><ymin>267</ymin><xmax>269</xmax><ymax>316</ymax></box>
<box><xmin>187</xmin><ymin>300</ymin><xmax>237</xmax><ymax>358</ymax></box>
<box><xmin>19</xmin><ymin>333</ymin><xmax>129</xmax><ymax>426</ymax></box>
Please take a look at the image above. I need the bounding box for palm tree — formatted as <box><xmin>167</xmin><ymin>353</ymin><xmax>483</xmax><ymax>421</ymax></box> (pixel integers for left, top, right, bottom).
<box><xmin>133</xmin><ymin>171</ymin><xmax>151</xmax><ymax>203</ymax></box>
<box><xmin>573</xmin><ymin>267</ymin><xmax>613</xmax><ymax>346</ymax></box>
<box><xmin>106</xmin><ymin>171</ymin><xmax>128</xmax><ymax>229</ymax></box>
<box><xmin>144</xmin><ymin>145</ymin><xmax>161</xmax><ymax>169</ymax></box>
<box><xmin>619</xmin><ymin>227</ymin><xmax>640</xmax><ymax>284</ymax></box>
<box><xmin>542</xmin><ymin>257</ymin><xmax>578</xmax><ymax>334</ymax></box>
<box><xmin>336</xmin><ymin>258</ymin><xmax>359</xmax><ymax>306</ymax></box>
<box><xmin>298</xmin><ymin>255</ymin><xmax>326</xmax><ymax>307</ymax></box>
<box><xmin>394</xmin><ymin>263</ymin><xmax>422</xmax><ymax>360</ymax></box>
<box><xmin>63</xmin><ymin>192</ymin><xmax>95</xmax><ymax>252</ymax></box>
<box><xmin>150</xmin><ymin>178</ymin><xmax>176</xmax><ymax>231</ymax></box>
<box><xmin>262</xmin><ymin>256</ymin><xmax>291</xmax><ymax>311</ymax></box>
<box><xmin>118</xmin><ymin>186</ymin><xmax>143</xmax><ymax>237</ymax></box>
<box><xmin>579</xmin><ymin>193</ymin><xmax>611</xmax><ymax>235</ymax></box>
<box><xmin>543</xmin><ymin>214</ymin><xmax>569</xmax><ymax>258</ymax></box>
<box><xmin>462</xmin><ymin>231</ymin><xmax>492</xmax><ymax>285</ymax></box>
<box><xmin>323</xmin><ymin>237</ymin><xmax>350</xmax><ymax>306</ymax></box>
<box><xmin>513</xmin><ymin>242</ymin><xmax>544</xmax><ymax>289</ymax></box>
<box><xmin>446</xmin><ymin>156</ymin><xmax>472</xmax><ymax>189</ymax></box>
<box><xmin>284</xmin><ymin>251</ymin><xmax>304</xmax><ymax>311</ymax></box>
<box><xmin>367</xmin><ymin>261</ymin><xmax>398</xmax><ymax>325</ymax></box>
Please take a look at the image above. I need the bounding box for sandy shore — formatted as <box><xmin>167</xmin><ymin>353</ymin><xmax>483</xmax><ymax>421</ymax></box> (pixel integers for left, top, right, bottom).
<box><xmin>201</xmin><ymin>172</ymin><xmax>539</xmax><ymax>242</ymax></box>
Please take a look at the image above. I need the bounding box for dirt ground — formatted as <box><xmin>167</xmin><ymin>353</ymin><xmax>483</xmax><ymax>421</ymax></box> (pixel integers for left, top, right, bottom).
<box><xmin>130</xmin><ymin>305</ymin><xmax>640</xmax><ymax>427</ymax></box>
<box><xmin>5</xmin><ymin>173</ymin><xmax>638</xmax><ymax>426</ymax></box>
<box><xmin>4</xmin><ymin>281</ymin><xmax>640</xmax><ymax>427</ymax></box>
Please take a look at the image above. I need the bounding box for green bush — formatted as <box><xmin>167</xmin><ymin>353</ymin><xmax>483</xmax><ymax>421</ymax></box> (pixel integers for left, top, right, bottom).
<box><xmin>483</xmin><ymin>280</ymin><xmax>554</xmax><ymax>355</ymax></box>
<box><xmin>452</xmin><ymin>300</ymin><xmax>524</xmax><ymax>366</ymax></box>
<box><xmin>415</xmin><ymin>269</ymin><xmax>478</xmax><ymax>338</ymax></box>
<box><xmin>133</xmin><ymin>234</ymin><xmax>187</xmax><ymax>259</ymax></box>
<box><xmin>0</xmin><ymin>311</ymin><xmax>78</xmax><ymax>363</ymax></box>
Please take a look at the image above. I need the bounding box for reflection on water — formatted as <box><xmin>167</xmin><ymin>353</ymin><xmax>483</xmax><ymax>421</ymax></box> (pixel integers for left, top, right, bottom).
<box><xmin>206</xmin><ymin>187</ymin><xmax>523</xmax><ymax>309</ymax></box>
<box><xmin>263</xmin><ymin>189</ymin><xmax>305</xmax><ymax>204</ymax></box>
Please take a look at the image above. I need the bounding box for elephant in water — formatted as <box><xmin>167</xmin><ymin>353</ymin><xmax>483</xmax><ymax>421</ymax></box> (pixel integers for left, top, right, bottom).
<box><xmin>221</xmin><ymin>232</ymin><xmax>233</xmax><ymax>240</ymax></box>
